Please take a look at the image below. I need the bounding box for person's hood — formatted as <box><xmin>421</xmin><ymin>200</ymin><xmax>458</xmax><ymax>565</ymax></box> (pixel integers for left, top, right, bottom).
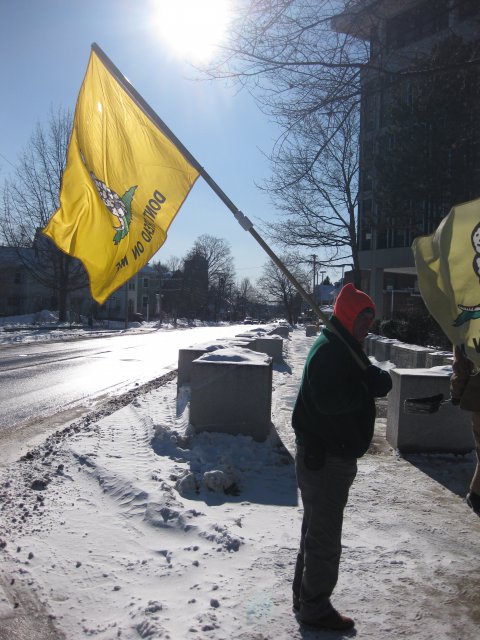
<box><xmin>333</xmin><ymin>283</ymin><xmax>375</xmax><ymax>335</ymax></box>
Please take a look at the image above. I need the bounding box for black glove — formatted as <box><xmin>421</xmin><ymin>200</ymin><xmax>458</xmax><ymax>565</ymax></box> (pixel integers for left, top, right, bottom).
<box><xmin>364</xmin><ymin>365</ymin><xmax>392</xmax><ymax>398</ymax></box>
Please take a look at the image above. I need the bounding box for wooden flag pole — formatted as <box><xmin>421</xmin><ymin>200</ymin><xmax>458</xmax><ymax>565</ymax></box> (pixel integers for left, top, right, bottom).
<box><xmin>91</xmin><ymin>43</ymin><xmax>366</xmax><ymax>369</ymax></box>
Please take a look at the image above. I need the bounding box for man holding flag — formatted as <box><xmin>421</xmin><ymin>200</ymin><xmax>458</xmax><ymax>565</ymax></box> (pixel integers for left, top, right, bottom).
<box><xmin>413</xmin><ymin>197</ymin><xmax>480</xmax><ymax>514</ymax></box>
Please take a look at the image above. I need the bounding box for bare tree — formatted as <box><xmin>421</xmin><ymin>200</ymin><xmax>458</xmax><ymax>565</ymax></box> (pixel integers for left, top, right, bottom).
<box><xmin>201</xmin><ymin>1</ymin><xmax>368</xmax><ymax>280</ymax></box>
<box><xmin>256</xmin><ymin>253</ymin><xmax>310</xmax><ymax>324</ymax></box>
<box><xmin>184</xmin><ymin>234</ymin><xmax>236</xmax><ymax>320</ymax></box>
<box><xmin>207</xmin><ymin>1</ymin><xmax>368</xmax><ymax>130</ymax></box>
<box><xmin>204</xmin><ymin>1</ymin><xmax>479</xmax><ymax>282</ymax></box>
<box><xmin>164</xmin><ymin>255</ymin><xmax>183</xmax><ymax>274</ymax></box>
<box><xmin>233</xmin><ymin>276</ymin><xmax>258</xmax><ymax>320</ymax></box>
<box><xmin>208</xmin><ymin>1</ymin><xmax>476</xmax><ymax>130</ymax></box>
<box><xmin>263</xmin><ymin>107</ymin><xmax>361</xmax><ymax>285</ymax></box>
<box><xmin>0</xmin><ymin>108</ymin><xmax>88</xmax><ymax>320</ymax></box>
<box><xmin>185</xmin><ymin>234</ymin><xmax>235</xmax><ymax>283</ymax></box>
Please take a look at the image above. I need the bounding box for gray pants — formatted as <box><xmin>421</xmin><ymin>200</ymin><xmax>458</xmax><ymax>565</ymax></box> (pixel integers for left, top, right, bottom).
<box><xmin>471</xmin><ymin>413</ymin><xmax>480</xmax><ymax>495</ymax></box>
<box><xmin>293</xmin><ymin>447</ymin><xmax>357</xmax><ymax>621</ymax></box>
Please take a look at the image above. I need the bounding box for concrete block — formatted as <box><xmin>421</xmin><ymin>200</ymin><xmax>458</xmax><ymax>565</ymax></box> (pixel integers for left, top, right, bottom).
<box><xmin>374</xmin><ymin>337</ymin><xmax>398</xmax><ymax>362</ymax></box>
<box><xmin>425</xmin><ymin>351</ymin><xmax>454</xmax><ymax>368</ymax></box>
<box><xmin>251</xmin><ymin>335</ymin><xmax>283</xmax><ymax>363</ymax></box>
<box><xmin>269</xmin><ymin>325</ymin><xmax>289</xmax><ymax>338</ymax></box>
<box><xmin>217</xmin><ymin>336</ymin><xmax>273</xmax><ymax>359</ymax></box>
<box><xmin>189</xmin><ymin>348</ymin><xmax>273</xmax><ymax>441</ymax></box>
<box><xmin>305</xmin><ymin>325</ymin><xmax>317</xmax><ymax>337</ymax></box>
<box><xmin>178</xmin><ymin>342</ymin><xmax>250</xmax><ymax>388</ymax></box>
<box><xmin>365</xmin><ymin>334</ymin><xmax>379</xmax><ymax>357</ymax></box>
<box><xmin>386</xmin><ymin>368</ymin><xmax>474</xmax><ymax>453</ymax></box>
<box><xmin>218</xmin><ymin>336</ymin><xmax>256</xmax><ymax>347</ymax></box>
<box><xmin>177</xmin><ymin>347</ymin><xmax>209</xmax><ymax>387</ymax></box>
<box><xmin>389</xmin><ymin>343</ymin><xmax>432</xmax><ymax>368</ymax></box>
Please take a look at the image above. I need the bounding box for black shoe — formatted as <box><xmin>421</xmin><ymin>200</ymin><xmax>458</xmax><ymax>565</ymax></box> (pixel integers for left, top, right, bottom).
<box><xmin>300</xmin><ymin>608</ymin><xmax>355</xmax><ymax>631</ymax></box>
<box><xmin>292</xmin><ymin>595</ymin><xmax>300</xmax><ymax>612</ymax></box>
<box><xmin>466</xmin><ymin>491</ymin><xmax>480</xmax><ymax>514</ymax></box>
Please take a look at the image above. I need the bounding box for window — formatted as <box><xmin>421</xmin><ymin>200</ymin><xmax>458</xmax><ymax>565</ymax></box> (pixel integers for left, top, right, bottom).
<box><xmin>128</xmin><ymin>281</ymin><xmax>135</xmax><ymax>290</ymax></box>
<box><xmin>143</xmin><ymin>278</ymin><xmax>149</xmax><ymax>288</ymax></box>
<box><xmin>362</xmin><ymin>140</ymin><xmax>374</xmax><ymax>191</ymax></box>
<box><xmin>359</xmin><ymin>199</ymin><xmax>373</xmax><ymax>250</ymax></box>
<box><xmin>110</xmin><ymin>296</ymin><xmax>121</xmax><ymax>311</ymax></box>
<box><xmin>376</xmin><ymin>229</ymin><xmax>388</xmax><ymax>249</ymax></box>
<box><xmin>360</xmin><ymin>228</ymin><xmax>372</xmax><ymax>251</ymax></box>
<box><xmin>362</xmin><ymin>84</ymin><xmax>377</xmax><ymax>132</ymax></box>
<box><xmin>386</xmin><ymin>0</ymin><xmax>449</xmax><ymax>50</ymax></box>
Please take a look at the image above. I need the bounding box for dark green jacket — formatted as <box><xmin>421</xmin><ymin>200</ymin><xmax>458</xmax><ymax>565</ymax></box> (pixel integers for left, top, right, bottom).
<box><xmin>292</xmin><ymin>316</ymin><xmax>375</xmax><ymax>458</ymax></box>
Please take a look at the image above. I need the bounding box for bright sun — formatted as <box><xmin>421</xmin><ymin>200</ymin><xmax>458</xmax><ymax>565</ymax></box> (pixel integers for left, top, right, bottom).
<box><xmin>151</xmin><ymin>0</ymin><xmax>232</xmax><ymax>63</ymax></box>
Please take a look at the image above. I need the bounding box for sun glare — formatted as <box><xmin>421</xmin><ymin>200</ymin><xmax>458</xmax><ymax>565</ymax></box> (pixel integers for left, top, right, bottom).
<box><xmin>151</xmin><ymin>0</ymin><xmax>231</xmax><ymax>63</ymax></box>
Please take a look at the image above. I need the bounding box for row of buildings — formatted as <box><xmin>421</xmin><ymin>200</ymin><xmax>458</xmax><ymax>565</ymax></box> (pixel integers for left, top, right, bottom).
<box><xmin>0</xmin><ymin>247</ymin><xmax>248</xmax><ymax>324</ymax></box>
<box><xmin>0</xmin><ymin>245</ymin><xmax>159</xmax><ymax>323</ymax></box>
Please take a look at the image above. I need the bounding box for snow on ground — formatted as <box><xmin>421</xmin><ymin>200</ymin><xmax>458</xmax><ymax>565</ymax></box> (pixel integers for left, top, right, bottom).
<box><xmin>1</xmin><ymin>319</ymin><xmax>480</xmax><ymax>639</ymax></box>
<box><xmin>0</xmin><ymin>311</ymin><xmax>210</xmax><ymax>347</ymax></box>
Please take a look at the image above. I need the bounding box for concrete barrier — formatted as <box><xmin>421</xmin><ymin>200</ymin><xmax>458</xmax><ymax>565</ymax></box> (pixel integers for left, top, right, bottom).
<box><xmin>425</xmin><ymin>351</ymin><xmax>454</xmax><ymax>368</ymax></box>
<box><xmin>305</xmin><ymin>325</ymin><xmax>317</xmax><ymax>337</ymax></box>
<box><xmin>251</xmin><ymin>335</ymin><xmax>283</xmax><ymax>363</ymax></box>
<box><xmin>235</xmin><ymin>330</ymin><xmax>266</xmax><ymax>339</ymax></box>
<box><xmin>178</xmin><ymin>340</ymin><xmax>256</xmax><ymax>388</ymax></box>
<box><xmin>389</xmin><ymin>343</ymin><xmax>432</xmax><ymax>368</ymax></box>
<box><xmin>386</xmin><ymin>368</ymin><xmax>474</xmax><ymax>453</ymax></box>
<box><xmin>364</xmin><ymin>334</ymin><xmax>379</xmax><ymax>357</ymax></box>
<box><xmin>177</xmin><ymin>346</ymin><xmax>209</xmax><ymax>388</ymax></box>
<box><xmin>269</xmin><ymin>325</ymin><xmax>290</xmax><ymax>338</ymax></box>
<box><xmin>374</xmin><ymin>337</ymin><xmax>398</xmax><ymax>362</ymax></box>
<box><xmin>189</xmin><ymin>348</ymin><xmax>273</xmax><ymax>441</ymax></box>
<box><xmin>222</xmin><ymin>334</ymin><xmax>283</xmax><ymax>362</ymax></box>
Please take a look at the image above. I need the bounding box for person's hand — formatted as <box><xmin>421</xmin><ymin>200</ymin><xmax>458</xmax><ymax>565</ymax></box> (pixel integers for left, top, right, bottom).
<box><xmin>364</xmin><ymin>365</ymin><xmax>392</xmax><ymax>397</ymax></box>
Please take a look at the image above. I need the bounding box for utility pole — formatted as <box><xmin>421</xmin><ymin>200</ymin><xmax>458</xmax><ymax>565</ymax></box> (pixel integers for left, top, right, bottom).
<box><xmin>311</xmin><ymin>255</ymin><xmax>317</xmax><ymax>295</ymax></box>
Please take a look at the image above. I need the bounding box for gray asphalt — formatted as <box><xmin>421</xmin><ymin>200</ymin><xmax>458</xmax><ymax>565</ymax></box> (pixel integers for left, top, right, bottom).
<box><xmin>0</xmin><ymin>573</ymin><xmax>65</xmax><ymax>640</ymax></box>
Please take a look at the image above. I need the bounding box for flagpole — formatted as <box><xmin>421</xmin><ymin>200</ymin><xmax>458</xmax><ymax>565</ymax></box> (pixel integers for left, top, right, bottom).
<box><xmin>91</xmin><ymin>44</ymin><xmax>366</xmax><ymax>369</ymax></box>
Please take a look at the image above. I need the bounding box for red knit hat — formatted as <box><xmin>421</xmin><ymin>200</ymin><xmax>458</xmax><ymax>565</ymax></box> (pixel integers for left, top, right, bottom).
<box><xmin>333</xmin><ymin>283</ymin><xmax>375</xmax><ymax>335</ymax></box>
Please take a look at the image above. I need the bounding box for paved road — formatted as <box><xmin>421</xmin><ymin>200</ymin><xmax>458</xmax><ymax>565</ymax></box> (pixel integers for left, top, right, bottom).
<box><xmin>0</xmin><ymin>324</ymin><xmax>245</xmax><ymax>467</ymax></box>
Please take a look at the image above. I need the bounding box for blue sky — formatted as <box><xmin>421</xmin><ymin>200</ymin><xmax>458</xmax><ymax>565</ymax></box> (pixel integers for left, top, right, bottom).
<box><xmin>0</xmin><ymin>0</ymin><xmax>285</xmax><ymax>284</ymax></box>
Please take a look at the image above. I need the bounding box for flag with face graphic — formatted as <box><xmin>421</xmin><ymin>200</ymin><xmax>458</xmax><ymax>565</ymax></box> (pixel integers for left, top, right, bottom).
<box><xmin>412</xmin><ymin>198</ymin><xmax>480</xmax><ymax>369</ymax></box>
<box><xmin>43</xmin><ymin>49</ymin><xmax>200</xmax><ymax>304</ymax></box>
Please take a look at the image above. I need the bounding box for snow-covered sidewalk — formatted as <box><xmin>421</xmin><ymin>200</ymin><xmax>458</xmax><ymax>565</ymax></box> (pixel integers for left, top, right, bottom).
<box><xmin>1</xmin><ymin>328</ymin><xmax>479</xmax><ymax>640</ymax></box>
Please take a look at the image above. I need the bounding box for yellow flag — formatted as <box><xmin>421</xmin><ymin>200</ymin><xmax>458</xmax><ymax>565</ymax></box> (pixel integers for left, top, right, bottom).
<box><xmin>412</xmin><ymin>198</ymin><xmax>480</xmax><ymax>368</ymax></box>
<box><xmin>43</xmin><ymin>49</ymin><xmax>200</xmax><ymax>304</ymax></box>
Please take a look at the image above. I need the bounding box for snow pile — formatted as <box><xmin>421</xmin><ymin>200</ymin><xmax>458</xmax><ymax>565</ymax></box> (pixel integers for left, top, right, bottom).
<box><xmin>0</xmin><ymin>312</ymin><xmax>239</xmax><ymax>347</ymax></box>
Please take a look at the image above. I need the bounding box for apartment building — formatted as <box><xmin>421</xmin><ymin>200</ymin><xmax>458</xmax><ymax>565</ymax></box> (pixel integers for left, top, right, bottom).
<box><xmin>333</xmin><ymin>0</ymin><xmax>480</xmax><ymax>317</ymax></box>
